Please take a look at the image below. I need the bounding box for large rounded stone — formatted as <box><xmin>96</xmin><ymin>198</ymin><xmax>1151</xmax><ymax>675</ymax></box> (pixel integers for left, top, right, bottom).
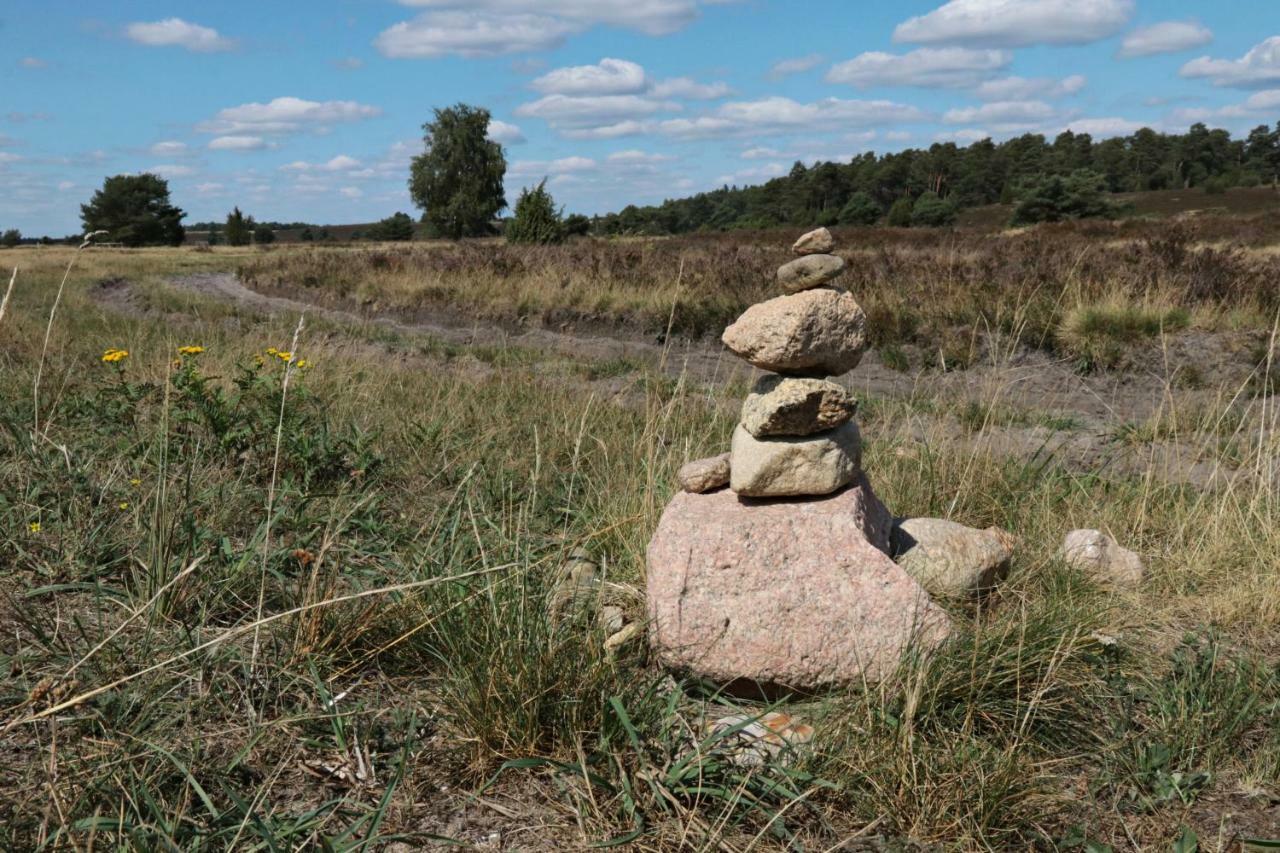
<box><xmin>721</xmin><ymin>287</ymin><xmax>866</xmax><ymax>376</ymax></box>
<box><xmin>777</xmin><ymin>254</ymin><xmax>845</xmax><ymax>293</ymax></box>
<box><xmin>646</xmin><ymin>476</ymin><xmax>952</xmax><ymax>691</ymax></box>
<box><xmin>730</xmin><ymin>421</ymin><xmax>860</xmax><ymax>497</ymax></box>
<box><xmin>891</xmin><ymin>518</ymin><xmax>1013</xmax><ymax>600</ymax></box>
<box><xmin>792</xmin><ymin>227</ymin><xmax>834</xmax><ymax>255</ymax></box>
<box><xmin>741</xmin><ymin>375</ymin><xmax>856</xmax><ymax>438</ymax></box>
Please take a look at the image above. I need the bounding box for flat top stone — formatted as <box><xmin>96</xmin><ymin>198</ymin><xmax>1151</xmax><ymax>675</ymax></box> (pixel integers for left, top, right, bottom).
<box><xmin>730</xmin><ymin>421</ymin><xmax>860</xmax><ymax>497</ymax></box>
<box><xmin>776</xmin><ymin>254</ymin><xmax>845</xmax><ymax>294</ymax></box>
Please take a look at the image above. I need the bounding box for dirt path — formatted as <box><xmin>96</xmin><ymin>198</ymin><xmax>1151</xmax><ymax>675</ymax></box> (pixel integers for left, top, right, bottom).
<box><xmin>93</xmin><ymin>272</ymin><xmax>1272</xmax><ymax>488</ymax></box>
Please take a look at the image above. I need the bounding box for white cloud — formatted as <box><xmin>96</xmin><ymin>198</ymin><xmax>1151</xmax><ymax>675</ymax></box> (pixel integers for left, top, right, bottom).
<box><xmin>1170</xmin><ymin>89</ymin><xmax>1280</xmax><ymax>123</ymax></box>
<box><xmin>1119</xmin><ymin>21</ymin><xmax>1212</xmax><ymax>58</ymax></box>
<box><xmin>487</xmin><ymin>119</ymin><xmax>526</xmax><ymax>144</ymax></box>
<box><xmin>562</xmin><ymin>120</ymin><xmax>652</xmax><ymax>139</ymax></box>
<box><xmin>125</xmin><ymin>18</ymin><xmax>235</xmax><ymax>52</ymax></box>
<box><xmin>606</xmin><ymin>149</ymin><xmax>674</xmax><ymax>164</ymax></box>
<box><xmin>885</xmin><ymin>130</ymin><xmax>913</xmax><ymax>142</ymax></box>
<box><xmin>198</xmin><ymin>97</ymin><xmax>382</xmax><ymax>136</ymax></box>
<box><xmin>148</xmin><ymin>164</ymin><xmax>195</xmax><ymax>178</ymax></box>
<box><xmin>515</xmin><ymin>94</ymin><xmax>678</xmax><ymax>133</ymax></box>
<box><xmin>395</xmin><ymin>0</ymin><xmax>704</xmax><ymax>35</ymax></box>
<box><xmin>1180</xmin><ymin>36</ymin><xmax>1280</xmax><ymax>88</ymax></box>
<box><xmin>973</xmin><ymin>74</ymin><xmax>1085</xmax><ymax>100</ymax></box>
<box><xmin>195</xmin><ymin>182</ymin><xmax>224</xmax><ymax>194</ymax></box>
<box><xmin>149</xmin><ymin>140</ymin><xmax>188</xmax><ymax>156</ymax></box>
<box><xmin>660</xmin><ymin>96</ymin><xmax>930</xmax><ymax>139</ymax></box>
<box><xmin>1062</xmin><ymin>117</ymin><xmax>1144</xmax><ymax>137</ymax></box>
<box><xmin>741</xmin><ymin>146</ymin><xmax>788</xmax><ymax>159</ymax></box>
<box><xmin>0</xmin><ymin>152</ymin><xmax>24</xmax><ymax>164</ymax></box>
<box><xmin>209</xmin><ymin>135</ymin><xmax>267</xmax><ymax>151</ymax></box>
<box><xmin>894</xmin><ymin>0</ymin><xmax>1133</xmax><ymax>47</ymax></box>
<box><xmin>57</xmin><ymin>180</ymin><xmax>75</xmax><ymax>191</ymax></box>
<box><xmin>281</xmin><ymin>155</ymin><xmax>364</xmax><ymax>172</ymax></box>
<box><xmin>826</xmin><ymin>47</ymin><xmax>1010</xmax><ymax>89</ymax></box>
<box><xmin>20</xmin><ymin>57</ymin><xmax>48</xmax><ymax>69</ymax></box>
<box><xmin>510</xmin><ymin>156</ymin><xmax>599</xmax><ymax>176</ymax></box>
<box><xmin>768</xmin><ymin>54</ymin><xmax>823</xmax><ymax>79</ymax></box>
<box><xmin>942</xmin><ymin>99</ymin><xmax>1057</xmax><ymax>129</ymax></box>
<box><xmin>340</xmin><ymin>187</ymin><xmax>363</xmax><ymax>198</ymax></box>
<box><xmin>649</xmin><ymin>77</ymin><xmax>731</xmax><ymax>99</ymax></box>
<box><xmin>532</xmin><ymin>57</ymin><xmax>647</xmax><ymax>95</ymax></box>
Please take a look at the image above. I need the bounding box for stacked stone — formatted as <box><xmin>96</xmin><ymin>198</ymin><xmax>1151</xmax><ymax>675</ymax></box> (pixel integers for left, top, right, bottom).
<box><xmin>722</xmin><ymin>227</ymin><xmax>865</xmax><ymax>498</ymax></box>
<box><xmin>649</xmin><ymin>228</ymin><xmax>950</xmax><ymax>694</ymax></box>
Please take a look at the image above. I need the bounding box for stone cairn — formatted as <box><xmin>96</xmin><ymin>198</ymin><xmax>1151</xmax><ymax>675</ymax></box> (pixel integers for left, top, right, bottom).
<box><xmin>646</xmin><ymin>227</ymin><xmax>952</xmax><ymax>693</ymax></box>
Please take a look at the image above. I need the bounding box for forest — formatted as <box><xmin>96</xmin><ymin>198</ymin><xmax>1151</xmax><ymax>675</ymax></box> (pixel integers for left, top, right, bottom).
<box><xmin>594</xmin><ymin>121</ymin><xmax>1280</xmax><ymax>234</ymax></box>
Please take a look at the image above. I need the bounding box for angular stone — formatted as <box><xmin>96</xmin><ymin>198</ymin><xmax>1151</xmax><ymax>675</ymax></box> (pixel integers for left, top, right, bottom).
<box><xmin>721</xmin><ymin>287</ymin><xmax>867</xmax><ymax>376</ymax></box>
<box><xmin>1060</xmin><ymin>529</ymin><xmax>1144</xmax><ymax>587</ymax></box>
<box><xmin>891</xmin><ymin>518</ymin><xmax>1013</xmax><ymax>600</ymax></box>
<box><xmin>741</xmin><ymin>375</ymin><xmax>856</xmax><ymax>438</ymax></box>
<box><xmin>677</xmin><ymin>452</ymin><xmax>731</xmax><ymax>493</ymax></box>
<box><xmin>730</xmin><ymin>421</ymin><xmax>860</xmax><ymax>497</ymax></box>
<box><xmin>777</xmin><ymin>254</ymin><xmax>845</xmax><ymax>293</ymax></box>
<box><xmin>792</xmin><ymin>227</ymin><xmax>834</xmax><ymax>255</ymax></box>
<box><xmin>646</xmin><ymin>476</ymin><xmax>952</xmax><ymax>691</ymax></box>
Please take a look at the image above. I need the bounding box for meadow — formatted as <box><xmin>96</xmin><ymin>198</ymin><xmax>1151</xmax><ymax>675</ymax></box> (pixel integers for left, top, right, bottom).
<box><xmin>0</xmin><ymin>220</ymin><xmax>1278</xmax><ymax>850</ymax></box>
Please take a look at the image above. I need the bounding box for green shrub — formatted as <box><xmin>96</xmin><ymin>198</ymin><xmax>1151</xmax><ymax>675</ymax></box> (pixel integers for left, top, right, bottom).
<box><xmin>838</xmin><ymin>191</ymin><xmax>881</xmax><ymax>226</ymax></box>
<box><xmin>887</xmin><ymin>197</ymin><xmax>913</xmax><ymax>227</ymax></box>
<box><xmin>1011</xmin><ymin>170</ymin><xmax>1118</xmax><ymax>226</ymax></box>
<box><xmin>506</xmin><ymin>180</ymin><xmax>565</xmax><ymax>245</ymax></box>
<box><xmin>911</xmin><ymin>191</ymin><xmax>958</xmax><ymax>227</ymax></box>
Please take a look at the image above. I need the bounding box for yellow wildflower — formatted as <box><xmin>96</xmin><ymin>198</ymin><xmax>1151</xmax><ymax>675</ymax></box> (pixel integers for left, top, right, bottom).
<box><xmin>118</xmin><ymin>501</ymin><xmax>129</xmax><ymax>510</ymax></box>
<box><xmin>266</xmin><ymin>347</ymin><xmax>279</xmax><ymax>356</ymax></box>
<box><xmin>275</xmin><ymin>350</ymin><xmax>293</xmax><ymax>362</ymax></box>
<box><xmin>130</xmin><ymin>478</ymin><xmax>141</xmax><ymax>487</ymax></box>
<box><xmin>296</xmin><ymin>358</ymin><xmax>310</xmax><ymax>369</ymax></box>
<box><xmin>101</xmin><ymin>348</ymin><xmax>129</xmax><ymax>363</ymax></box>
<box><xmin>178</xmin><ymin>345</ymin><xmax>205</xmax><ymax>356</ymax></box>
<box><xmin>28</xmin><ymin>522</ymin><xmax>40</xmax><ymax>534</ymax></box>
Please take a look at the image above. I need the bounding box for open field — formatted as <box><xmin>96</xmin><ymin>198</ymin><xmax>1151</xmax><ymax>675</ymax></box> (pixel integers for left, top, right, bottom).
<box><xmin>1</xmin><ymin>228</ymin><xmax>1279</xmax><ymax>850</ymax></box>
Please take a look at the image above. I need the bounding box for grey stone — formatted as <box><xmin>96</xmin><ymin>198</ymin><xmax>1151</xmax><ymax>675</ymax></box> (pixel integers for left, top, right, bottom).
<box><xmin>1060</xmin><ymin>529</ymin><xmax>1144</xmax><ymax>587</ymax></box>
<box><xmin>792</xmin><ymin>227</ymin><xmax>834</xmax><ymax>255</ymax></box>
<box><xmin>891</xmin><ymin>518</ymin><xmax>1013</xmax><ymax>599</ymax></box>
<box><xmin>741</xmin><ymin>375</ymin><xmax>856</xmax><ymax>437</ymax></box>
<box><xmin>777</xmin><ymin>254</ymin><xmax>845</xmax><ymax>293</ymax></box>
<box><xmin>729</xmin><ymin>421</ymin><xmax>860</xmax><ymax>497</ymax></box>
<box><xmin>721</xmin><ymin>287</ymin><xmax>867</xmax><ymax>376</ymax></box>
<box><xmin>677</xmin><ymin>452</ymin><xmax>731</xmax><ymax>493</ymax></box>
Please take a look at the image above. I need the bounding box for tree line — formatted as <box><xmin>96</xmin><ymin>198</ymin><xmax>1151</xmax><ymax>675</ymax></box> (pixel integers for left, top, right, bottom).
<box><xmin>592</xmin><ymin>121</ymin><xmax>1280</xmax><ymax>235</ymax></box>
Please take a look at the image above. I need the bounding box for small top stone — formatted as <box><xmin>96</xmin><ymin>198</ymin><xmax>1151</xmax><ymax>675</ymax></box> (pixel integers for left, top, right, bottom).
<box><xmin>677</xmin><ymin>452</ymin><xmax>731</xmax><ymax>493</ymax></box>
<box><xmin>792</xmin><ymin>227</ymin><xmax>834</xmax><ymax>255</ymax></box>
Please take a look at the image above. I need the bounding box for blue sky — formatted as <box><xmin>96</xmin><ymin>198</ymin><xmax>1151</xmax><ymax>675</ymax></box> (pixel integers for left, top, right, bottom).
<box><xmin>1</xmin><ymin>0</ymin><xmax>1278</xmax><ymax>235</ymax></box>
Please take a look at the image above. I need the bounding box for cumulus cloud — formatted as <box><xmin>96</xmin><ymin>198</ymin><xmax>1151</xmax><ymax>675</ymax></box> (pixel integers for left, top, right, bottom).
<box><xmin>942</xmin><ymin>99</ymin><xmax>1057</xmax><ymax>130</ymax></box>
<box><xmin>768</xmin><ymin>54</ymin><xmax>823</xmax><ymax>80</ymax></box>
<box><xmin>1119</xmin><ymin>20</ymin><xmax>1212</xmax><ymax>58</ymax></box>
<box><xmin>741</xmin><ymin>146</ymin><xmax>789</xmax><ymax>159</ymax></box>
<box><xmin>125</xmin><ymin>18</ymin><xmax>235</xmax><ymax>52</ymax></box>
<box><xmin>196</xmin><ymin>182</ymin><xmax>224</xmax><ymax>194</ymax></box>
<box><xmin>716</xmin><ymin>162</ymin><xmax>788</xmax><ymax>185</ymax></box>
<box><xmin>149</xmin><ymin>140</ymin><xmax>188</xmax><ymax>156</ymax></box>
<box><xmin>1061</xmin><ymin>117</ymin><xmax>1145</xmax><ymax>137</ymax></box>
<box><xmin>649</xmin><ymin>77</ymin><xmax>732</xmax><ymax>99</ymax></box>
<box><xmin>487</xmin><ymin>119</ymin><xmax>526</xmax><ymax>144</ymax></box>
<box><xmin>208</xmin><ymin>135</ymin><xmax>267</xmax><ymax>151</ymax></box>
<box><xmin>340</xmin><ymin>187</ymin><xmax>363</xmax><ymax>198</ymax></box>
<box><xmin>376</xmin><ymin>0</ymin><xmax>717</xmax><ymax>58</ymax></box>
<box><xmin>826</xmin><ymin>47</ymin><xmax>1010</xmax><ymax>89</ymax></box>
<box><xmin>515</xmin><ymin>93</ymin><xmax>679</xmax><ymax>135</ymax></box>
<box><xmin>148</xmin><ymin>164</ymin><xmax>195</xmax><ymax>178</ymax></box>
<box><xmin>894</xmin><ymin>0</ymin><xmax>1133</xmax><ymax>48</ymax></box>
<box><xmin>198</xmin><ymin>97</ymin><xmax>382</xmax><ymax>136</ymax></box>
<box><xmin>1170</xmin><ymin>89</ymin><xmax>1280</xmax><ymax>123</ymax></box>
<box><xmin>532</xmin><ymin>57</ymin><xmax>647</xmax><ymax>95</ymax></box>
<box><xmin>281</xmin><ymin>155</ymin><xmax>364</xmax><ymax>172</ymax></box>
<box><xmin>509</xmin><ymin>156</ymin><xmax>599</xmax><ymax>177</ymax></box>
<box><xmin>972</xmin><ymin>74</ymin><xmax>1085</xmax><ymax>100</ymax></box>
<box><xmin>1180</xmin><ymin>36</ymin><xmax>1280</xmax><ymax>88</ymax></box>
<box><xmin>936</xmin><ymin>128</ymin><xmax>991</xmax><ymax>142</ymax></box>
<box><xmin>660</xmin><ymin>96</ymin><xmax>929</xmax><ymax>139</ymax></box>
<box><xmin>606</xmin><ymin>149</ymin><xmax>675</xmax><ymax>165</ymax></box>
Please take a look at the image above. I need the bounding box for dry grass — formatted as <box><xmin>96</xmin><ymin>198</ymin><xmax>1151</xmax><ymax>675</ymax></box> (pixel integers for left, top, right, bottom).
<box><xmin>0</xmin><ymin>236</ymin><xmax>1277</xmax><ymax>849</ymax></box>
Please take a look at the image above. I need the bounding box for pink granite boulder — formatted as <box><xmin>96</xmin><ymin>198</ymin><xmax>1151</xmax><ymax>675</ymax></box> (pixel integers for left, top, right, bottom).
<box><xmin>646</xmin><ymin>474</ymin><xmax>951</xmax><ymax>691</ymax></box>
